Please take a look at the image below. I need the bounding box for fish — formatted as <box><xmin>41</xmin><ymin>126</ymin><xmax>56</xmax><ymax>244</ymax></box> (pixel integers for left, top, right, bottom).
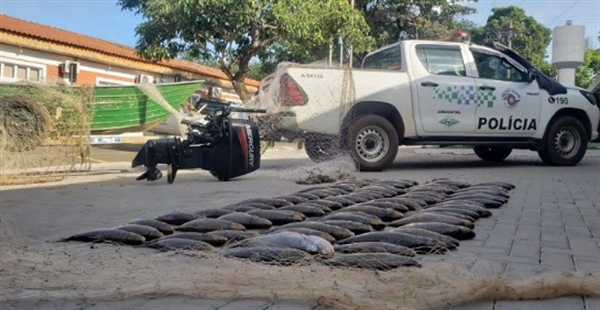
<box><xmin>194</xmin><ymin>208</ymin><xmax>235</xmax><ymax>219</ymax></box>
<box><xmin>341</xmin><ymin>205</ymin><xmax>404</xmax><ymax>221</ymax></box>
<box><xmin>319</xmin><ymin>220</ymin><xmax>375</xmax><ymax>235</ymax></box>
<box><xmin>472</xmin><ymin>181</ymin><xmax>515</xmax><ymax>190</ymax></box>
<box><xmin>220</xmin><ymin>246</ymin><xmax>311</xmax><ymax>265</ymax></box>
<box><xmin>293</xmin><ymin>203</ymin><xmax>334</xmax><ymax>213</ymax></box>
<box><xmin>359</xmin><ymin>201</ymin><xmax>409</xmax><ymax>213</ymax></box>
<box><xmin>62</xmin><ymin>229</ymin><xmax>145</xmax><ymax>245</ymax></box>
<box><xmin>217</xmin><ymin>212</ymin><xmax>273</xmax><ymax>229</ymax></box>
<box><xmin>390</xmin><ymin>227</ymin><xmax>460</xmax><ymax>249</ymax></box>
<box><xmin>334</xmin><ymin>231</ymin><xmax>446</xmax><ymax>254</ymax></box>
<box><xmin>222</xmin><ymin>205</ymin><xmax>259</xmax><ymax>212</ymax></box>
<box><xmin>268</xmin><ymin>222</ymin><xmax>355</xmax><ymax>241</ymax></box>
<box><xmin>155</xmin><ymin>211</ymin><xmax>198</xmax><ymax>226</ymax></box>
<box><xmin>176</xmin><ymin>218</ymin><xmax>246</xmax><ymax>233</ymax></box>
<box><xmin>299</xmin><ymin>190</ymin><xmax>336</xmax><ymax>198</ymax></box>
<box><xmin>275</xmin><ymin>195</ymin><xmax>310</xmax><ymax>204</ymax></box>
<box><xmin>290</xmin><ymin>192</ymin><xmax>322</xmax><ymax>200</ymax></box>
<box><xmin>400</xmin><ymin>193</ymin><xmax>442</xmax><ymax>204</ymax></box>
<box><xmin>374</xmin><ymin>179</ymin><xmax>416</xmax><ymax>189</ymax></box>
<box><xmin>144</xmin><ymin>238</ymin><xmax>215</xmax><ymax>252</ymax></box>
<box><xmin>374</xmin><ymin>198</ymin><xmax>423</xmax><ymax>211</ymax></box>
<box><xmin>350</xmin><ymin>191</ymin><xmax>384</xmax><ymax>200</ymax></box>
<box><xmin>319</xmin><ymin>212</ymin><xmax>385</xmax><ymax>230</ymax></box>
<box><xmin>268</xmin><ymin>227</ymin><xmax>336</xmax><ymax>244</ymax></box>
<box><xmin>328</xmin><ymin>184</ymin><xmax>361</xmax><ymax>192</ymax></box>
<box><xmin>148</xmin><ymin>232</ymin><xmax>229</xmax><ymax>246</ymax></box>
<box><xmin>361</xmin><ymin>185</ymin><xmax>405</xmax><ymax>196</ymax></box>
<box><xmin>232</xmin><ymin>231</ymin><xmax>335</xmax><ymax>256</ymax></box>
<box><xmin>231</xmin><ymin>202</ymin><xmax>278</xmax><ymax>210</ymax></box>
<box><xmin>333</xmin><ymin>242</ymin><xmax>417</xmax><ymax>256</ymax></box>
<box><xmin>246</xmin><ymin>209</ymin><xmax>306</xmax><ymax>225</ymax></box>
<box><xmin>435</xmin><ymin>199</ymin><xmax>487</xmax><ymax>209</ymax></box>
<box><xmin>235</xmin><ymin>198</ymin><xmax>293</xmax><ymax>208</ymax></box>
<box><xmin>444</xmin><ymin>196</ymin><xmax>505</xmax><ymax>208</ymax></box>
<box><xmin>426</xmin><ymin>203</ymin><xmax>492</xmax><ymax>218</ymax></box>
<box><xmin>194</xmin><ymin>208</ymin><xmax>235</xmax><ymax>218</ymax></box>
<box><xmin>114</xmin><ymin>224</ymin><xmax>164</xmax><ymax>241</ymax></box>
<box><xmin>322</xmin><ymin>253</ymin><xmax>421</xmax><ymax>270</ymax></box>
<box><xmin>207</xmin><ymin>230</ymin><xmax>260</xmax><ymax>243</ymax></box>
<box><xmin>423</xmin><ymin>211</ymin><xmax>476</xmax><ymax>222</ymax></box>
<box><xmin>279</xmin><ymin>204</ymin><xmax>327</xmax><ymax>217</ymax></box>
<box><xmin>388</xmin><ymin>213</ymin><xmax>475</xmax><ymax>229</ymax></box>
<box><xmin>320</xmin><ymin>196</ymin><xmax>356</xmax><ymax>207</ymax></box>
<box><xmin>128</xmin><ymin>219</ymin><xmax>175</xmax><ymax>235</ymax></box>
<box><xmin>401</xmin><ymin>222</ymin><xmax>476</xmax><ymax>240</ymax></box>
<box><xmin>420</xmin><ymin>207</ymin><xmax>481</xmax><ymax>220</ymax></box>
<box><xmin>451</xmin><ymin>188</ymin><xmax>510</xmax><ymax>198</ymax></box>
<box><xmin>337</xmin><ymin>194</ymin><xmax>371</xmax><ymax>204</ymax></box>
<box><xmin>307</xmin><ymin>199</ymin><xmax>344</xmax><ymax>211</ymax></box>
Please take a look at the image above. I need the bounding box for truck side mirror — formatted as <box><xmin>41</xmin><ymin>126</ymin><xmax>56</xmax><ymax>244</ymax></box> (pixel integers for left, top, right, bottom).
<box><xmin>527</xmin><ymin>70</ymin><xmax>537</xmax><ymax>83</ymax></box>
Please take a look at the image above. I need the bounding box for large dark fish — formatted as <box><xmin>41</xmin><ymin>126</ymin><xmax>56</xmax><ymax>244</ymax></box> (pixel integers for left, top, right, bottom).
<box><xmin>362</xmin><ymin>185</ymin><xmax>406</xmax><ymax>196</ymax></box>
<box><xmin>333</xmin><ymin>242</ymin><xmax>416</xmax><ymax>256</ymax></box>
<box><xmin>291</xmin><ymin>192</ymin><xmax>322</xmax><ymax>200</ymax></box>
<box><xmin>269</xmin><ymin>227</ymin><xmax>336</xmax><ymax>244</ymax></box>
<box><xmin>293</xmin><ymin>203</ymin><xmax>334</xmax><ymax>213</ymax></box>
<box><xmin>308</xmin><ymin>199</ymin><xmax>344</xmax><ymax>211</ymax></box>
<box><xmin>401</xmin><ymin>222</ymin><xmax>476</xmax><ymax>240</ymax></box>
<box><xmin>375</xmin><ymin>198</ymin><xmax>422</xmax><ymax>211</ymax></box>
<box><xmin>223</xmin><ymin>204</ymin><xmax>259</xmax><ymax>212</ymax></box>
<box><xmin>155</xmin><ymin>211</ymin><xmax>198</xmax><ymax>226</ymax></box>
<box><xmin>300</xmin><ymin>190</ymin><xmax>336</xmax><ymax>199</ymax></box>
<box><xmin>422</xmin><ymin>211</ymin><xmax>476</xmax><ymax>222</ymax></box>
<box><xmin>375</xmin><ymin>179</ymin><xmax>417</xmax><ymax>189</ymax></box>
<box><xmin>400</xmin><ymin>193</ymin><xmax>442</xmax><ymax>204</ymax></box>
<box><xmin>115</xmin><ymin>224</ymin><xmax>164</xmax><ymax>241</ymax></box>
<box><xmin>319</xmin><ymin>220</ymin><xmax>375</xmax><ymax>235</ymax></box>
<box><xmin>341</xmin><ymin>205</ymin><xmax>404</xmax><ymax>221</ymax></box>
<box><xmin>231</xmin><ymin>231</ymin><xmax>335</xmax><ymax>256</ymax></box>
<box><xmin>220</xmin><ymin>246</ymin><xmax>311</xmax><ymax>265</ymax></box>
<box><xmin>176</xmin><ymin>218</ymin><xmax>246</xmax><ymax>233</ymax></box>
<box><xmin>339</xmin><ymin>194</ymin><xmax>371</xmax><ymax>204</ymax></box>
<box><xmin>144</xmin><ymin>238</ymin><xmax>215</xmax><ymax>252</ymax></box>
<box><xmin>319</xmin><ymin>212</ymin><xmax>385</xmax><ymax>230</ymax></box>
<box><xmin>279</xmin><ymin>204</ymin><xmax>327</xmax><ymax>217</ymax></box>
<box><xmin>246</xmin><ymin>209</ymin><xmax>306</xmax><ymax>225</ymax></box>
<box><xmin>275</xmin><ymin>195</ymin><xmax>309</xmax><ymax>204</ymax></box>
<box><xmin>472</xmin><ymin>181</ymin><xmax>515</xmax><ymax>190</ymax></box>
<box><xmin>351</xmin><ymin>191</ymin><xmax>384</xmax><ymax>200</ymax></box>
<box><xmin>421</xmin><ymin>207</ymin><xmax>481</xmax><ymax>220</ymax></box>
<box><xmin>268</xmin><ymin>222</ymin><xmax>354</xmax><ymax>241</ymax></box>
<box><xmin>321</xmin><ymin>196</ymin><xmax>356</xmax><ymax>207</ymax></box>
<box><xmin>360</xmin><ymin>201</ymin><xmax>409</xmax><ymax>213</ymax></box>
<box><xmin>389</xmin><ymin>213</ymin><xmax>475</xmax><ymax>229</ymax></box>
<box><xmin>328</xmin><ymin>184</ymin><xmax>361</xmax><ymax>192</ymax></box>
<box><xmin>217</xmin><ymin>212</ymin><xmax>273</xmax><ymax>229</ymax></box>
<box><xmin>435</xmin><ymin>199</ymin><xmax>487</xmax><ymax>209</ymax></box>
<box><xmin>444</xmin><ymin>196</ymin><xmax>505</xmax><ymax>208</ymax></box>
<box><xmin>334</xmin><ymin>231</ymin><xmax>446</xmax><ymax>254</ymax></box>
<box><xmin>232</xmin><ymin>202</ymin><xmax>278</xmax><ymax>210</ymax></box>
<box><xmin>322</xmin><ymin>253</ymin><xmax>421</xmax><ymax>270</ymax></box>
<box><xmin>296</xmin><ymin>185</ymin><xmax>331</xmax><ymax>193</ymax></box>
<box><xmin>324</xmin><ymin>187</ymin><xmax>352</xmax><ymax>195</ymax></box>
<box><xmin>62</xmin><ymin>229</ymin><xmax>145</xmax><ymax>245</ymax></box>
<box><xmin>128</xmin><ymin>219</ymin><xmax>175</xmax><ymax>235</ymax></box>
<box><xmin>406</xmin><ymin>190</ymin><xmax>447</xmax><ymax>199</ymax></box>
<box><xmin>208</xmin><ymin>230</ymin><xmax>260</xmax><ymax>243</ymax></box>
<box><xmin>426</xmin><ymin>203</ymin><xmax>492</xmax><ymax>217</ymax></box>
<box><xmin>148</xmin><ymin>232</ymin><xmax>228</xmax><ymax>246</ymax></box>
<box><xmin>235</xmin><ymin>198</ymin><xmax>293</xmax><ymax>208</ymax></box>
<box><xmin>451</xmin><ymin>188</ymin><xmax>510</xmax><ymax>198</ymax></box>
<box><xmin>194</xmin><ymin>208</ymin><xmax>235</xmax><ymax>218</ymax></box>
<box><xmin>390</xmin><ymin>227</ymin><xmax>460</xmax><ymax>249</ymax></box>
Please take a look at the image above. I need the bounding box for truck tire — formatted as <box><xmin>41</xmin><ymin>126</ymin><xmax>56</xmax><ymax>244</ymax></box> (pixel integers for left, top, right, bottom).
<box><xmin>0</xmin><ymin>95</ymin><xmax>52</xmax><ymax>152</ymax></box>
<box><xmin>347</xmin><ymin>114</ymin><xmax>398</xmax><ymax>171</ymax></box>
<box><xmin>304</xmin><ymin>133</ymin><xmax>341</xmax><ymax>162</ymax></box>
<box><xmin>537</xmin><ymin>116</ymin><xmax>588</xmax><ymax>166</ymax></box>
<box><xmin>473</xmin><ymin>146</ymin><xmax>512</xmax><ymax>162</ymax></box>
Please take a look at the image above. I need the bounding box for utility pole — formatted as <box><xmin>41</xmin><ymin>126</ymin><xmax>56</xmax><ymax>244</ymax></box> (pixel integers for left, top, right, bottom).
<box><xmin>489</xmin><ymin>20</ymin><xmax>519</xmax><ymax>49</ymax></box>
<box><xmin>349</xmin><ymin>0</ymin><xmax>355</xmax><ymax>68</ymax></box>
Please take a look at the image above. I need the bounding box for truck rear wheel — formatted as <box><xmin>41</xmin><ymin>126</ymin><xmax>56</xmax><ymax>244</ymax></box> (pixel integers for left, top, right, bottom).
<box><xmin>473</xmin><ymin>146</ymin><xmax>512</xmax><ymax>162</ymax></box>
<box><xmin>537</xmin><ymin>116</ymin><xmax>587</xmax><ymax>166</ymax></box>
<box><xmin>347</xmin><ymin>114</ymin><xmax>398</xmax><ymax>171</ymax></box>
<box><xmin>304</xmin><ymin>133</ymin><xmax>341</xmax><ymax>162</ymax></box>
<box><xmin>0</xmin><ymin>95</ymin><xmax>52</xmax><ymax>152</ymax></box>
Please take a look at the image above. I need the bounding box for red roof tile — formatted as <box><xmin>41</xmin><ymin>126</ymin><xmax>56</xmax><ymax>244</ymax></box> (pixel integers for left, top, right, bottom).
<box><xmin>0</xmin><ymin>14</ymin><xmax>259</xmax><ymax>87</ymax></box>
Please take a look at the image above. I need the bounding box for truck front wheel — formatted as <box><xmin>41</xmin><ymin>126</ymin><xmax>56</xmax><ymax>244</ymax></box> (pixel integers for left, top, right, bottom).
<box><xmin>473</xmin><ymin>146</ymin><xmax>512</xmax><ymax>162</ymax></box>
<box><xmin>347</xmin><ymin>115</ymin><xmax>398</xmax><ymax>171</ymax></box>
<box><xmin>538</xmin><ymin>116</ymin><xmax>588</xmax><ymax>166</ymax></box>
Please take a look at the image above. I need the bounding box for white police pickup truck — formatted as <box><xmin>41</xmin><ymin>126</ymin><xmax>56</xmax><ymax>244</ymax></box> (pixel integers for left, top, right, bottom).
<box><xmin>255</xmin><ymin>40</ymin><xmax>600</xmax><ymax>171</ymax></box>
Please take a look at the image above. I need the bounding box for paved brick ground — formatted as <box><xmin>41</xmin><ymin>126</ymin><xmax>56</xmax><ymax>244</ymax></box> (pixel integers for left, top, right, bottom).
<box><xmin>2</xmin><ymin>147</ymin><xmax>598</xmax><ymax>310</ymax></box>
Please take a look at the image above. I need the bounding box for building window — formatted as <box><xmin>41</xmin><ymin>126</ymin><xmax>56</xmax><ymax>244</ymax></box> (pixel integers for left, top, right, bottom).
<box><xmin>0</xmin><ymin>62</ymin><xmax>45</xmax><ymax>82</ymax></box>
<box><xmin>96</xmin><ymin>77</ymin><xmax>134</xmax><ymax>86</ymax></box>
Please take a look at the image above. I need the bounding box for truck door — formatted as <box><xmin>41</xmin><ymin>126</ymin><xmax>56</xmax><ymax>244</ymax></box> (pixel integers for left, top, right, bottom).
<box><xmin>470</xmin><ymin>48</ymin><xmax>542</xmax><ymax>135</ymax></box>
<box><xmin>412</xmin><ymin>44</ymin><xmax>478</xmax><ymax>134</ymax></box>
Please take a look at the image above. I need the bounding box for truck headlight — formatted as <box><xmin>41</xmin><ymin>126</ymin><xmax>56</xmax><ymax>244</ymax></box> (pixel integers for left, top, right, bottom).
<box><xmin>580</xmin><ymin>90</ymin><xmax>597</xmax><ymax>106</ymax></box>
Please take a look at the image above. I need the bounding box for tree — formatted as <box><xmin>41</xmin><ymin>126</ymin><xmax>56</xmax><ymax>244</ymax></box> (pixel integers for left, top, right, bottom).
<box><xmin>474</xmin><ymin>6</ymin><xmax>551</xmax><ymax>72</ymax></box>
<box><xmin>576</xmin><ymin>48</ymin><xmax>600</xmax><ymax>89</ymax></box>
<box><xmin>118</xmin><ymin>0</ymin><xmax>374</xmax><ymax>101</ymax></box>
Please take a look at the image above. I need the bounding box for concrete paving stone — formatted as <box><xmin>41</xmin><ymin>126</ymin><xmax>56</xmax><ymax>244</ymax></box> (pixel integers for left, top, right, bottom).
<box><xmin>512</xmin><ymin>239</ymin><xmax>541</xmax><ymax>247</ymax></box>
<box><xmin>540</xmin><ymin>252</ymin><xmax>575</xmax><ymax>270</ymax></box>
<box><xmin>541</xmin><ymin>210</ymin><xmax>562</xmax><ymax>218</ymax></box>
<box><xmin>540</xmin><ymin>246</ymin><xmax>574</xmax><ymax>255</ymax></box>
<box><xmin>264</xmin><ymin>301</ymin><xmax>317</xmax><ymax>310</ymax></box>
<box><xmin>449</xmin><ymin>300</ymin><xmax>494</xmax><ymax>310</ymax></box>
<box><xmin>562</xmin><ymin>214</ymin><xmax>586</xmax><ymax>225</ymax></box>
<box><xmin>504</xmin><ymin>262</ymin><xmax>548</xmax><ymax>276</ymax></box>
<box><xmin>541</xmin><ymin>227</ymin><xmax>568</xmax><ymax>237</ymax></box>
<box><xmin>3</xmin><ymin>297</ymin><xmax>231</xmax><ymax>310</ymax></box>
<box><xmin>218</xmin><ymin>300</ymin><xmax>274</xmax><ymax>310</ymax></box>
<box><xmin>541</xmin><ymin>218</ymin><xmax>565</xmax><ymax>228</ymax></box>
<box><xmin>469</xmin><ymin>258</ymin><xmax>506</xmax><ymax>275</ymax></box>
<box><xmin>510</xmin><ymin>244</ymin><xmax>540</xmax><ymax>259</ymax></box>
<box><xmin>484</xmin><ymin>236</ymin><xmax>513</xmax><ymax>249</ymax></box>
<box><xmin>573</xmin><ymin>256</ymin><xmax>600</xmax><ymax>271</ymax></box>
<box><xmin>568</xmin><ymin>238</ymin><xmax>600</xmax><ymax>253</ymax></box>
<box><xmin>584</xmin><ymin>297</ymin><xmax>600</xmax><ymax>310</ymax></box>
<box><xmin>540</xmin><ymin>238</ymin><xmax>570</xmax><ymax>249</ymax></box>
<box><xmin>495</xmin><ymin>296</ymin><xmax>585</xmax><ymax>310</ymax></box>
<box><xmin>491</xmin><ymin>224</ymin><xmax>518</xmax><ymax>235</ymax></box>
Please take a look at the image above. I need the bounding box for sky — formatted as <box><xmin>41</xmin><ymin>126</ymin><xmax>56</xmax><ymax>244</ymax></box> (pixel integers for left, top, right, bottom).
<box><xmin>0</xmin><ymin>0</ymin><xmax>598</xmax><ymax>53</ymax></box>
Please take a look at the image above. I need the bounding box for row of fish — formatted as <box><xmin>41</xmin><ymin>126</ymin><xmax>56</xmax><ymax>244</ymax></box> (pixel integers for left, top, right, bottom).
<box><xmin>61</xmin><ymin>178</ymin><xmax>514</xmax><ymax>270</ymax></box>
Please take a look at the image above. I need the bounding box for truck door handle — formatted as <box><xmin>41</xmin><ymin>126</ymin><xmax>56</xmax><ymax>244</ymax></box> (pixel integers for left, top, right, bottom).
<box><xmin>479</xmin><ymin>86</ymin><xmax>496</xmax><ymax>91</ymax></box>
<box><xmin>421</xmin><ymin>82</ymin><xmax>439</xmax><ymax>87</ymax></box>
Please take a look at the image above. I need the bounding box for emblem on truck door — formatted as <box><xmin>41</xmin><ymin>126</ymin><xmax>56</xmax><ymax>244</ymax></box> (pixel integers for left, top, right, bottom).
<box><xmin>502</xmin><ymin>89</ymin><xmax>521</xmax><ymax>109</ymax></box>
<box><xmin>439</xmin><ymin>117</ymin><xmax>460</xmax><ymax>128</ymax></box>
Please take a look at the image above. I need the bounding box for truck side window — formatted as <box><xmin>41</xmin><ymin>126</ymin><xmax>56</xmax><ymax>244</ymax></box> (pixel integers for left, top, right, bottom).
<box><xmin>362</xmin><ymin>44</ymin><xmax>402</xmax><ymax>70</ymax></box>
<box><xmin>471</xmin><ymin>51</ymin><xmax>526</xmax><ymax>82</ymax></box>
<box><xmin>415</xmin><ymin>46</ymin><xmax>466</xmax><ymax>77</ymax></box>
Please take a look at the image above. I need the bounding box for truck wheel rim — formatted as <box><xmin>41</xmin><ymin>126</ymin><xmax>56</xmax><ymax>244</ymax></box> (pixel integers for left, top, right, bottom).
<box><xmin>355</xmin><ymin>126</ymin><xmax>388</xmax><ymax>163</ymax></box>
<box><xmin>554</xmin><ymin>126</ymin><xmax>580</xmax><ymax>158</ymax></box>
